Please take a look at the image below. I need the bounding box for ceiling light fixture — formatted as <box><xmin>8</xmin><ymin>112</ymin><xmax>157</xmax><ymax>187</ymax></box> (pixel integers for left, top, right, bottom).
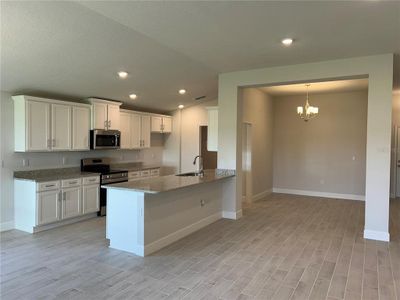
<box><xmin>281</xmin><ymin>38</ymin><xmax>293</xmax><ymax>46</ymax></box>
<box><xmin>178</xmin><ymin>104</ymin><xmax>184</xmax><ymax>109</ymax></box>
<box><xmin>178</xmin><ymin>89</ymin><xmax>186</xmax><ymax>95</ymax></box>
<box><xmin>118</xmin><ymin>71</ymin><xmax>128</xmax><ymax>79</ymax></box>
<box><xmin>297</xmin><ymin>84</ymin><xmax>319</xmax><ymax>122</ymax></box>
<box><xmin>129</xmin><ymin>94</ymin><xmax>137</xmax><ymax>100</ymax></box>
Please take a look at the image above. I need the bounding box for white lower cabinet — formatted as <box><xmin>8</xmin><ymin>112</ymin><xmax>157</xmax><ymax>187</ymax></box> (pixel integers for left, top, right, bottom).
<box><xmin>37</xmin><ymin>190</ymin><xmax>61</xmax><ymax>225</ymax></box>
<box><xmin>83</xmin><ymin>184</ymin><xmax>100</xmax><ymax>214</ymax></box>
<box><xmin>62</xmin><ymin>187</ymin><xmax>81</xmax><ymax>219</ymax></box>
<box><xmin>14</xmin><ymin>175</ymin><xmax>100</xmax><ymax>233</ymax></box>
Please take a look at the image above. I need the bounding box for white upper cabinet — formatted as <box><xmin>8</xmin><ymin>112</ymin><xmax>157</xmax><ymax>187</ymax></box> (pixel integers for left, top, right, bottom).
<box><xmin>141</xmin><ymin>115</ymin><xmax>151</xmax><ymax>148</ymax></box>
<box><xmin>51</xmin><ymin>104</ymin><xmax>72</xmax><ymax>151</ymax></box>
<box><xmin>131</xmin><ymin>113</ymin><xmax>142</xmax><ymax>149</ymax></box>
<box><xmin>151</xmin><ymin>116</ymin><xmax>172</xmax><ymax>133</ymax></box>
<box><xmin>120</xmin><ymin>111</ymin><xmax>132</xmax><ymax>149</ymax></box>
<box><xmin>206</xmin><ymin>106</ymin><xmax>218</xmax><ymax>152</ymax></box>
<box><xmin>26</xmin><ymin>100</ymin><xmax>51</xmax><ymax>151</ymax></box>
<box><xmin>88</xmin><ymin>98</ymin><xmax>122</xmax><ymax>130</ymax></box>
<box><xmin>72</xmin><ymin>106</ymin><xmax>90</xmax><ymax>150</ymax></box>
<box><xmin>13</xmin><ymin>95</ymin><xmax>91</xmax><ymax>152</ymax></box>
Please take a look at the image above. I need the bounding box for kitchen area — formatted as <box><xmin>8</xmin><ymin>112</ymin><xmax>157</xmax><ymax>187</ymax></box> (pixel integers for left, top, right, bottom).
<box><xmin>5</xmin><ymin>93</ymin><xmax>234</xmax><ymax>256</ymax></box>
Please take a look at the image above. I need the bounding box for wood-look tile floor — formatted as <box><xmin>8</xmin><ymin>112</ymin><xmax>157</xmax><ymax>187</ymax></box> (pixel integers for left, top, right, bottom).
<box><xmin>1</xmin><ymin>194</ymin><xmax>399</xmax><ymax>300</ymax></box>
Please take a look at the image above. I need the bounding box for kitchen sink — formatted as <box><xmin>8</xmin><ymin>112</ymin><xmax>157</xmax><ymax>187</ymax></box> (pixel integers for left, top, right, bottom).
<box><xmin>175</xmin><ymin>172</ymin><xmax>203</xmax><ymax>177</ymax></box>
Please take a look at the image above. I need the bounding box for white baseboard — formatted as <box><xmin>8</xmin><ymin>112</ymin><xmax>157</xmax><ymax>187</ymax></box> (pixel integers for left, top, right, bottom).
<box><xmin>272</xmin><ymin>188</ymin><xmax>365</xmax><ymax>201</ymax></box>
<box><xmin>0</xmin><ymin>221</ymin><xmax>14</xmax><ymax>232</ymax></box>
<box><xmin>222</xmin><ymin>210</ymin><xmax>242</xmax><ymax>220</ymax></box>
<box><xmin>33</xmin><ymin>213</ymin><xmax>98</xmax><ymax>233</ymax></box>
<box><xmin>252</xmin><ymin>189</ymin><xmax>272</xmax><ymax>202</ymax></box>
<box><xmin>144</xmin><ymin>212</ymin><xmax>222</xmax><ymax>256</ymax></box>
<box><xmin>364</xmin><ymin>229</ymin><xmax>390</xmax><ymax>242</ymax></box>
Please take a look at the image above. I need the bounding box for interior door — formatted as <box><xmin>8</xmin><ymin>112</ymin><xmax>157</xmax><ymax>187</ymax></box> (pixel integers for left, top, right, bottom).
<box><xmin>37</xmin><ymin>190</ymin><xmax>60</xmax><ymax>225</ymax></box>
<box><xmin>141</xmin><ymin>115</ymin><xmax>151</xmax><ymax>148</ymax></box>
<box><xmin>51</xmin><ymin>104</ymin><xmax>72</xmax><ymax>150</ymax></box>
<box><xmin>119</xmin><ymin>112</ymin><xmax>131</xmax><ymax>149</ymax></box>
<box><xmin>107</xmin><ymin>104</ymin><xmax>120</xmax><ymax>130</ymax></box>
<box><xmin>151</xmin><ymin>116</ymin><xmax>162</xmax><ymax>132</ymax></box>
<box><xmin>62</xmin><ymin>187</ymin><xmax>81</xmax><ymax>219</ymax></box>
<box><xmin>26</xmin><ymin>100</ymin><xmax>51</xmax><ymax>151</ymax></box>
<box><xmin>131</xmin><ymin>113</ymin><xmax>142</xmax><ymax>148</ymax></box>
<box><xmin>93</xmin><ymin>103</ymin><xmax>108</xmax><ymax>129</ymax></box>
<box><xmin>72</xmin><ymin>106</ymin><xmax>90</xmax><ymax>150</ymax></box>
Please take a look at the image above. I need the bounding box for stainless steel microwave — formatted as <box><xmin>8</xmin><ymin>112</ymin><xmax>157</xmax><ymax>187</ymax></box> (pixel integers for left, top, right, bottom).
<box><xmin>90</xmin><ymin>130</ymin><xmax>121</xmax><ymax>150</ymax></box>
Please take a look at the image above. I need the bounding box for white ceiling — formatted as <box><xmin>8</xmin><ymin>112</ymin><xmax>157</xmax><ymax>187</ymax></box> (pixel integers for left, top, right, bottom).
<box><xmin>1</xmin><ymin>1</ymin><xmax>399</xmax><ymax>112</ymax></box>
<box><xmin>261</xmin><ymin>78</ymin><xmax>369</xmax><ymax>96</ymax></box>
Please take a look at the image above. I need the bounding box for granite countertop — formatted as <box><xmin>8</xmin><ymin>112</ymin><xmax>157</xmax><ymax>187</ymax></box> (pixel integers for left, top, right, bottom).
<box><xmin>14</xmin><ymin>167</ymin><xmax>101</xmax><ymax>182</ymax></box>
<box><xmin>102</xmin><ymin>169</ymin><xmax>235</xmax><ymax>194</ymax></box>
<box><xmin>110</xmin><ymin>162</ymin><xmax>161</xmax><ymax>172</ymax></box>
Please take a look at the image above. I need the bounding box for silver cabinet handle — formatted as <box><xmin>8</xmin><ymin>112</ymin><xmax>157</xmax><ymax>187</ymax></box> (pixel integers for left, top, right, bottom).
<box><xmin>63</xmin><ymin>192</ymin><xmax>66</xmax><ymax>200</ymax></box>
<box><xmin>69</xmin><ymin>181</ymin><xmax>77</xmax><ymax>184</ymax></box>
<box><xmin>88</xmin><ymin>178</ymin><xmax>97</xmax><ymax>182</ymax></box>
<box><xmin>47</xmin><ymin>139</ymin><xmax>51</xmax><ymax>148</ymax></box>
<box><xmin>108</xmin><ymin>120</ymin><xmax>111</xmax><ymax>128</ymax></box>
<box><xmin>45</xmin><ymin>184</ymin><xmax>55</xmax><ymax>188</ymax></box>
<box><xmin>52</xmin><ymin>139</ymin><xmax>56</xmax><ymax>147</ymax></box>
<box><xmin>104</xmin><ymin>120</ymin><xmax>107</xmax><ymax>129</ymax></box>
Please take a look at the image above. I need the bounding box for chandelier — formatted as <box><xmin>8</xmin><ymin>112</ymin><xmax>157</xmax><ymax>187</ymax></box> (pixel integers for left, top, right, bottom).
<box><xmin>297</xmin><ymin>84</ymin><xmax>319</xmax><ymax>121</ymax></box>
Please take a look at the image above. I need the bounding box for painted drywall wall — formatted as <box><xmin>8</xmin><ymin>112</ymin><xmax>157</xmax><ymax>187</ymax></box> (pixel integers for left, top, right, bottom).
<box><xmin>273</xmin><ymin>90</ymin><xmax>367</xmax><ymax>198</ymax></box>
<box><xmin>218</xmin><ymin>54</ymin><xmax>393</xmax><ymax>240</ymax></box>
<box><xmin>163</xmin><ymin>99</ymin><xmax>218</xmax><ymax>174</ymax></box>
<box><xmin>0</xmin><ymin>91</ymin><xmax>164</xmax><ymax>230</ymax></box>
<box><xmin>391</xmin><ymin>92</ymin><xmax>400</xmax><ymax>197</ymax></box>
<box><xmin>241</xmin><ymin>88</ymin><xmax>273</xmax><ymax>200</ymax></box>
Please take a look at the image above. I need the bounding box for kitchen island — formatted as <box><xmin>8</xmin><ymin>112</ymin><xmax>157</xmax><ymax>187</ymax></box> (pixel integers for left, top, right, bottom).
<box><xmin>102</xmin><ymin>169</ymin><xmax>236</xmax><ymax>256</ymax></box>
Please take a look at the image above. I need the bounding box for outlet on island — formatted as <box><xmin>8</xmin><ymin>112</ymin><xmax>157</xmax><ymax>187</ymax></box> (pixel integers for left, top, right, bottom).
<box><xmin>200</xmin><ymin>199</ymin><xmax>205</xmax><ymax>207</ymax></box>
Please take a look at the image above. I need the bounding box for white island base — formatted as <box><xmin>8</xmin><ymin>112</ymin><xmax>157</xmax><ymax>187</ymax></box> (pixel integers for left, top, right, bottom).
<box><xmin>106</xmin><ymin>176</ymin><xmax>237</xmax><ymax>256</ymax></box>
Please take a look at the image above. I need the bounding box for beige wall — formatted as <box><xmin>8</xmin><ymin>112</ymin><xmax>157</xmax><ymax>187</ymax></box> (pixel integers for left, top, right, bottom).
<box><xmin>273</xmin><ymin>90</ymin><xmax>368</xmax><ymax>197</ymax></box>
<box><xmin>241</xmin><ymin>88</ymin><xmax>273</xmax><ymax>199</ymax></box>
<box><xmin>391</xmin><ymin>92</ymin><xmax>400</xmax><ymax>196</ymax></box>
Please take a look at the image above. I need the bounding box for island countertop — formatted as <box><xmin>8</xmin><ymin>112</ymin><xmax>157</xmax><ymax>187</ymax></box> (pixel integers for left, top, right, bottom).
<box><xmin>102</xmin><ymin>169</ymin><xmax>235</xmax><ymax>194</ymax></box>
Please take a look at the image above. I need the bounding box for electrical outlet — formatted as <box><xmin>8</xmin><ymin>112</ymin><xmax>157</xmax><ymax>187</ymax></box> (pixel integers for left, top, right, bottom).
<box><xmin>320</xmin><ymin>179</ymin><xmax>325</xmax><ymax>185</ymax></box>
<box><xmin>352</xmin><ymin>155</ymin><xmax>356</xmax><ymax>161</ymax></box>
<box><xmin>200</xmin><ymin>199</ymin><xmax>205</xmax><ymax>207</ymax></box>
<box><xmin>62</xmin><ymin>157</ymin><xmax>68</xmax><ymax>165</ymax></box>
<box><xmin>22</xmin><ymin>158</ymin><xmax>29</xmax><ymax>167</ymax></box>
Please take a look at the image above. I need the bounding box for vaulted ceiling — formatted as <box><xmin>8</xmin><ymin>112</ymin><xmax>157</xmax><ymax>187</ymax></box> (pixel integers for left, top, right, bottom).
<box><xmin>1</xmin><ymin>1</ymin><xmax>399</xmax><ymax>112</ymax></box>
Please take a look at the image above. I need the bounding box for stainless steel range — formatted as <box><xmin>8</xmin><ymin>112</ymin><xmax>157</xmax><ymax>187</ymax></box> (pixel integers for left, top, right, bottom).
<box><xmin>81</xmin><ymin>158</ymin><xmax>128</xmax><ymax>216</ymax></box>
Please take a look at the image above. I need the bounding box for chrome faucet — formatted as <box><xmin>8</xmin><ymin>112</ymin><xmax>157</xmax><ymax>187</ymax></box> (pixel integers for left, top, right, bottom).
<box><xmin>193</xmin><ymin>155</ymin><xmax>204</xmax><ymax>175</ymax></box>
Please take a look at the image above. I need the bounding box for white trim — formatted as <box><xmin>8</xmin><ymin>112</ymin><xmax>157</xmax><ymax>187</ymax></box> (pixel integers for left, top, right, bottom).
<box><xmin>252</xmin><ymin>189</ymin><xmax>272</xmax><ymax>202</ymax></box>
<box><xmin>222</xmin><ymin>209</ymin><xmax>242</xmax><ymax>220</ymax></box>
<box><xmin>143</xmin><ymin>212</ymin><xmax>222</xmax><ymax>256</ymax></box>
<box><xmin>272</xmin><ymin>188</ymin><xmax>365</xmax><ymax>201</ymax></box>
<box><xmin>0</xmin><ymin>221</ymin><xmax>14</xmax><ymax>232</ymax></box>
<box><xmin>364</xmin><ymin>229</ymin><xmax>390</xmax><ymax>242</ymax></box>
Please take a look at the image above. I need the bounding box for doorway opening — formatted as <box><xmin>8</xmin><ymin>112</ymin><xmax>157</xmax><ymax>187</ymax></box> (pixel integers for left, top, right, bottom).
<box><xmin>199</xmin><ymin>126</ymin><xmax>217</xmax><ymax>170</ymax></box>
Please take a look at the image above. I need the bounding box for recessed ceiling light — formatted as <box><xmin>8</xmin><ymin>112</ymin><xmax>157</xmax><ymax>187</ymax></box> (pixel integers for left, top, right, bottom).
<box><xmin>178</xmin><ymin>104</ymin><xmax>184</xmax><ymax>109</ymax></box>
<box><xmin>281</xmin><ymin>38</ymin><xmax>293</xmax><ymax>46</ymax></box>
<box><xmin>178</xmin><ymin>89</ymin><xmax>186</xmax><ymax>95</ymax></box>
<box><xmin>118</xmin><ymin>71</ymin><xmax>128</xmax><ymax>79</ymax></box>
<box><xmin>129</xmin><ymin>94</ymin><xmax>137</xmax><ymax>100</ymax></box>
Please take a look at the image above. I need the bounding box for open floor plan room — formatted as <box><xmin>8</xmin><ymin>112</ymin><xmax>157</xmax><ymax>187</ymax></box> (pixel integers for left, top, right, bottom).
<box><xmin>1</xmin><ymin>194</ymin><xmax>399</xmax><ymax>300</ymax></box>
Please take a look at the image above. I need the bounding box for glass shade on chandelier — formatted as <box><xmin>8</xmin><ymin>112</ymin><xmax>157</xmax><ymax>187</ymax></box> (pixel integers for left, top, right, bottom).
<box><xmin>297</xmin><ymin>84</ymin><xmax>319</xmax><ymax>121</ymax></box>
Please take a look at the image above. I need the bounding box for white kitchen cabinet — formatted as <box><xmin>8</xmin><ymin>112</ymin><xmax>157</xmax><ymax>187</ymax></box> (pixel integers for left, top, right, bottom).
<box><xmin>151</xmin><ymin>116</ymin><xmax>172</xmax><ymax>133</ymax></box>
<box><xmin>141</xmin><ymin>115</ymin><xmax>151</xmax><ymax>148</ymax></box>
<box><xmin>37</xmin><ymin>190</ymin><xmax>60</xmax><ymax>225</ymax></box>
<box><xmin>62</xmin><ymin>187</ymin><xmax>81</xmax><ymax>219</ymax></box>
<box><xmin>120</xmin><ymin>111</ymin><xmax>132</xmax><ymax>149</ymax></box>
<box><xmin>72</xmin><ymin>106</ymin><xmax>90</xmax><ymax>150</ymax></box>
<box><xmin>13</xmin><ymin>95</ymin><xmax>91</xmax><ymax>152</ymax></box>
<box><xmin>26</xmin><ymin>100</ymin><xmax>51</xmax><ymax>151</ymax></box>
<box><xmin>206</xmin><ymin>106</ymin><xmax>218</xmax><ymax>152</ymax></box>
<box><xmin>131</xmin><ymin>113</ymin><xmax>142</xmax><ymax>148</ymax></box>
<box><xmin>89</xmin><ymin>98</ymin><xmax>122</xmax><ymax>130</ymax></box>
<box><xmin>51</xmin><ymin>104</ymin><xmax>72</xmax><ymax>151</ymax></box>
<box><xmin>83</xmin><ymin>184</ymin><xmax>99</xmax><ymax>214</ymax></box>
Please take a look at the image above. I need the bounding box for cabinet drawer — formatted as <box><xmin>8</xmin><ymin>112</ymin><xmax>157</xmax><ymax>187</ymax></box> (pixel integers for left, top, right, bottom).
<box><xmin>140</xmin><ymin>170</ymin><xmax>151</xmax><ymax>177</ymax></box>
<box><xmin>128</xmin><ymin>171</ymin><xmax>140</xmax><ymax>179</ymax></box>
<box><xmin>150</xmin><ymin>169</ymin><xmax>160</xmax><ymax>176</ymax></box>
<box><xmin>61</xmin><ymin>178</ymin><xmax>81</xmax><ymax>188</ymax></box>
<box><xmin>83</xmin><ymin>176</ymin><xmax>100</xmax><ymax>185</ymax></box>
<box><xmin>37</xmin><ymin>180</ymin><xmax>60</xmax><ymax>192</ymax></box>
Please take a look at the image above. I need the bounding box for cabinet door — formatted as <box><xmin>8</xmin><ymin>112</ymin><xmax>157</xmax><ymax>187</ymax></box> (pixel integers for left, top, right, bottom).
<box><xmin>37</xmin><ymin>190</ymin><xmax>60</xmax><ymax>225</ymax></box>
<box><xmin>151</xmin><ymin>116</ymin><xmax>162</xmax><ymax>133</ymax></box>
<box><xmin>162</xmin><ymin>117</ymin><xmax>172</xmax><ymax>133</ymax></box>
<box><xmin>207</xmin><ymin>108</ymin><xmax>218</xmax><ymax>151</ymax></box>
<box><xmin>92</xmin><ymin>103</ymin><xmax>108</xmax><ymax>129</ymax></box>
<box><xmin>131</xmin><ymin>113</ymin><xmax>142</xmax><ymax>148</ymax></box>
<box><xmin>72</xmin><ymin>106</ymin><xmax>90</xmax><ymax>150</ymax></box>
<box><xmin>107</xmin><ymin>104</ymin><xmax>120</xmax><ymax>130</ymax></box>
<box><xmin>120</xmin><ymin>112</ymin><xmax>131</xmax><ymax>149</ymax></box>
<box><xmin>141</xmin><ymin>115</ymin><xmax>151</xmax><ymax>148</ymax></box>
<box><xmin>26</xmin><ymin>100</ymin><xmax>51</xmax><ymax>151</ymax></box>
<box><xmin>82</xmin><ymin>185</ymin><xmax>99</xmax><ymax>214</ymax></box>
<box><xmin>51</xmin><ymin>104</ymin><xmax>72</xmax><ymax>150</ymax></box>
<box><xmin>62</xmin><ymin>187</ymin><xmax>81</xmax><ymax>219</ymax></box>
